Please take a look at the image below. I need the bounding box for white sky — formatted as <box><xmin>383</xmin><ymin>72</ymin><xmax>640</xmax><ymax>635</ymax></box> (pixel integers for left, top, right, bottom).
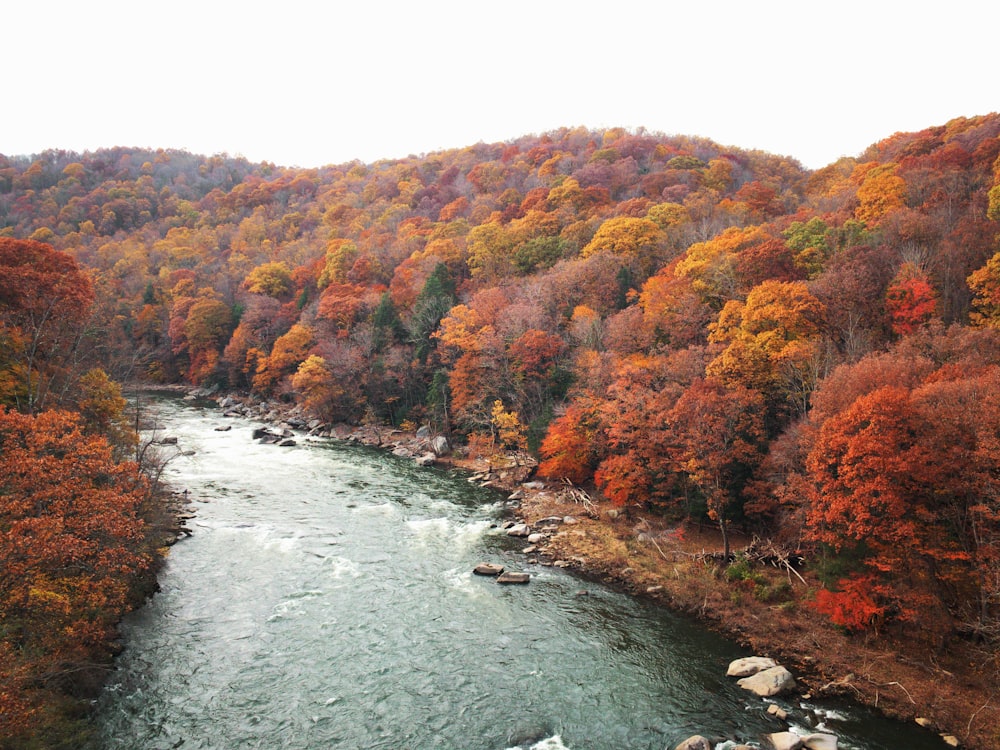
<box><xmin>6</xmin><ymin>1</ymin><xmax>998</xmax><ymax>171</ymax></box>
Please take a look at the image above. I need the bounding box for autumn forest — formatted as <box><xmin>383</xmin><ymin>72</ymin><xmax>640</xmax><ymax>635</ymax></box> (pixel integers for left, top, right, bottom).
<box><xmin>3</xmin><ymin>115</ymin><xmax>1000</xmax><ymax>746</ymax></box>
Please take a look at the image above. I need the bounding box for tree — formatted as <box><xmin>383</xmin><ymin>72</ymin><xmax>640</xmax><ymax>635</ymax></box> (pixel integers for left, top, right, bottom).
<box><xmin>0</xmin><ymin>239</ymin><xmax>95</xmax><ymax>412</ymax></box>
<box><xmin>669</xmin><ymin>379</ymin><xmax>766</xmax><ymax>558</ymax></box>
<box><xmin>406</xmin><ymin>263</ymin><xmax>456</xmax><ymax>362</ymax></box>
<box><xmin>968</xmin><ymin>251</ymin><xmax>1000</xmax><ymax>328</ymax></box>
<box><xmin>253</xmin><ymin>323</ymin><xmax>314</xmax><ymax>392</ymax></box>
<box><xmin>707</xmin><ymin>280</ymin><xmax>826</xmax><ymax>413</ymax></box>
<box><xmin>801</xmin><ymin>371</ymin><xmax>999</xmax><ymax>637</ymax></box>
<box><xmin>854</xmin><ymin>162</ymin><xmax>907</xmax><ymax>225</ymax></box>
<box><xmin>75</xmin><ymin>367</ymin><xmax>137</xmax><ymax>460</ymax></box>
<box><xmin>466</xmin><ymin>220</ymin><xmax>515</xmax><ymax>280</ymax></box>
<box><xmin>783</xmin><ymin>216</ymin><xmax>831</xmax><ymax>278</ymax></box>
<box><xmin>580</xmin><ymin>216</ymin><xmax>663</xmax><ymax>261</ymax></box>
<box><xmin>490</xmin><ymin>399</ymin><xmax>527</xmax><ymax>451</ymax></box>
<box><xmin>243</xmin><ymin>261</ymin><xmax>293</xmax><ymax>298</ymax></box>
<box><xmin>0</xmin><ymin>409</ymin><xmax>150</xmax><ymax>740</ymax></box>
<box><xmin>182</xmin><ymin>297</ymin><xmax>233</xmax><ymax>384</ymax></box>
<box><xmin>538</xmin><ymin>396</ymin><xmax>605</xmax><ymax>484</ymax></box>
<box><xmin>291</xmin><ymin>355</ymin><xmax>340</xmax><ymax>419</ymax></box>
<box><xmin>593</xmin><ymin>354</ymin><xmax>687</xmax><ymax>508</ymax></box>
<box><xmin>674</xmin><ymin>225</ymin><xmax>770</xmax><ymax>309</ymax></box>
<box><xmin>885</xmin><ymin>262</ymin><xmax>938</xmax><ymax>336</ymax></box>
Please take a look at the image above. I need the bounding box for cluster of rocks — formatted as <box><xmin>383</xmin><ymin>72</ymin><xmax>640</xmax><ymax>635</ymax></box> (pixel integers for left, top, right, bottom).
<box><xmin>217</xmin><ymin>396</ymin><xmax>326</xmax><ymax>444</ymax></box>
<box><xmin>677</xmin><ymin>654</ymin><xmax>960</xmax><ymax>750</ymax></box>
<box><xmin>675</xmin><ymin>657</ymin><xmax>835</xmax><ymax>750</ymax></box>
<box><xmin>465</xmin><ymin>456</ymin><xmax>538</xmax><ymax>489</ymax></box>
<box><xmin>251</xmin><ymin>426</ymin><xmax>298</xmax><ymax>447</ymax></box>
<box><xmin>160</xmin><ymin>489</ymin><xmax>198</xmax><ymax>546</ymax></box>
<box><xmin>214</xmin><ymin>394</ymin><xmax>460</xmax><ymax>465</ymax></box>
<box><xmin>472</xmin><ymin>562</ymin><xmax>530</xmax><ymax>584</ymax></box>
<box><xmin>389</xmin><ymin>426</ymin><xmax>451</xmax><ymax>466</ymax></box>
<box><xmin>501</xmin><ymin>504</ymin><xmax>586</xmax><ymax>570</ymax></box>
<box><xmin>468</xmin><ymin>486</ymin><xmax>589</xmax><ymax>586</ymax></box>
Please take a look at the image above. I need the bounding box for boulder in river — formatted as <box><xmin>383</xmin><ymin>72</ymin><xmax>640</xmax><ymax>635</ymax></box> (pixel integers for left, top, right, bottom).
<box><xmin>801</xmin><ymin>733</ymin><xmax>838</xmax><ymax>750</ymax></box>
<box><xmin>497</xmin><ymin>571</ymin><xmax>530</xmax><ymax>584</ymax></box>
<box><xmin>736</xmin><ymin>665</ymin><xmax>797</xmax><ymax>697</ymax></box>
<box><xmin>277</xmin><ymin>438</ymin><xmax>297</xmax><ymax>447</ymax></box>
<box><xmin>768</xmin><ymin>732</ymin><xmax>803</xmax><ymax>750</ymax></box>
<box><xmin>473</xmin><ymin>563</ymin><xmax>505</xmax><ymax>576</ymax></box>
<box><xmin>431</xmin><ymin>435</ymin><xmax>450</xmax><ymax>457</ymax></box>
<box><xmin>506</xmin><ymin>523</ymin><xmax>531</xmax><ymax>537</ymax></box>
<box><xmin>674</xmin><ymin>735</ymin><xmax>713</xmax><ymax>750</ymax></box>
<box><xmin>214</xmin><ymin>425</ymin><xmax>232</xmax><ymax>432</ymax></box>
<box><xmin>726</xmin><ymin>656</ymin><xmax>778</xmax><ymax>677</ymax></box>
<box><xmin>766</xmin><ymin>703</ymin><xmax>788</xmax><ymax>721</ymax></box>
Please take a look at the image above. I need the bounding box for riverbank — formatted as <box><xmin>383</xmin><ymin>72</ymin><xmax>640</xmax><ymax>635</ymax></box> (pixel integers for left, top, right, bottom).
<box><xmin>380</xmin><ymin>444</ymin><xmax>996</xmax><ymax>749</ymax></box>
<box><xmin>192</xmin><ymin>389</ymin><xmax>997</xmax><ymax>749</ymax></box>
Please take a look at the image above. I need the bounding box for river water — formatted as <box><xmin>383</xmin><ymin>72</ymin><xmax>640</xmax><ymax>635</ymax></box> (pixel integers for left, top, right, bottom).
<box><xmin>89</xmin><ymin>396</ymin><xmax>945</xmax><ymax>750</ymax></box>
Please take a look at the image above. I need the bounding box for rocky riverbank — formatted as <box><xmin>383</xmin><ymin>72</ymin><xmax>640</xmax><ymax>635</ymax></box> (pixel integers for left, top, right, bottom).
<box><xmin>177</xmin><ymin>387</ymin><xmax>997</xmax><ymax>749</ymax></box>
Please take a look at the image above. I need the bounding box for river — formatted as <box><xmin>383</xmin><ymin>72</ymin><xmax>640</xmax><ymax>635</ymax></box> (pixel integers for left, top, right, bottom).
<box><xmin>88</xmin><ymin>395</ymin><xmax>946</xmax><ymax>750</ymax></box>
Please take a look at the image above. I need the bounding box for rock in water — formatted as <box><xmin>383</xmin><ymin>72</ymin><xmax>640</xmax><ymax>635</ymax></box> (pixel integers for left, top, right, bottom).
<box><xmin>768</xmin><ymin>732</ymin><xmax>804</xmax><ymax>750</ymax></box>
<box><xmin>497</xmin><ymin>571</ymin><xmax>530</xmax><ymax>584</ymax></box>
<box><xmin>431</xmin><ymin>435</ymin><xmax>450</xmax><ymax>456</ymax></box>
<box><xmin>801</xmin><ymin>733</ymin><xmax>838</xmax><ymax>750</ymax></box>
<box><xmin>473</xmin><ymin>563</ymin><xmax>505</xmax><ymax>576</ymax></box>
<box><xmin>767</xmin><ymin>703</ymin><xmax>789</xmax><ymax>721</ymax></box>
<box><xmin>726</xmin><ymin>656</ymin><xmax>778</xmax><ymax>677</ymax></box>
<box><xmin>675</xmin><ymin>736</ymin><xmax>713</xmax><ymax>750</ymax></box>
<box><xmin>736</xmin><ymin>665</ymin><xmax>797</xmax><ymax>697</ymax></box>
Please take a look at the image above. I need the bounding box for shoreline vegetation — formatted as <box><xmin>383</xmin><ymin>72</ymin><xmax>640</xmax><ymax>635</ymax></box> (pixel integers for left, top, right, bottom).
<box><xmin>176</xmin><ymin>386</ymin><xmax>995</xmax><ymax>750</ymax></box>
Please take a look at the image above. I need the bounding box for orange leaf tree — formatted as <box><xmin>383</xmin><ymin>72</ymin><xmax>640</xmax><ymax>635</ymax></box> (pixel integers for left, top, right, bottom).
<box><xmin>0</xmin><ymin>408</ymin><xmax>150</xmax><ymax>738</ymax></box>
<box><xmin>885</xmin><ymin>262</ymin><xmax>937</xmax><ymax>336</ymax></box>
<box><xmin>0</xmin><ymin>239</ymin><xmax>95</xmax><ymax>412</ymax></box>
<box><xmin>668</xmin><ymin>378</ymin><xmax>766</xmax><ymax>559</ymax></box>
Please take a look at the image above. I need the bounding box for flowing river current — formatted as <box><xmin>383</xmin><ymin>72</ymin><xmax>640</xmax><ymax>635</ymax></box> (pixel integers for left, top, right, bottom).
<box><xmin>89</xmin><ymin>395</ymin><xmax>946</xmax><ymax>750</ymax></box>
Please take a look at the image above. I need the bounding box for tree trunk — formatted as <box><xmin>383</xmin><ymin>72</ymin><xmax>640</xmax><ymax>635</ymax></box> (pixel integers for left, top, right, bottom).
<box><xmin>719</xmin><ymin>516</ymin><xmax>730</xmax><ymax>561</ymax></box>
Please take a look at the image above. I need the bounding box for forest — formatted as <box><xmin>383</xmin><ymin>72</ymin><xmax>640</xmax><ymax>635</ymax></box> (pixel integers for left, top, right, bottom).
<box><xmin>3</xmin><ymin>115</ymin><xmax>1000</xmax><ymax>745</ymax></box>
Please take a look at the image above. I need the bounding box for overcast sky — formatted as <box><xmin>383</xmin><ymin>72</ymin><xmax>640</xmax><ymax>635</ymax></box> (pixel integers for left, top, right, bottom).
<box><xmin>6</xmin><ymin>1</ymin><xmax>997</xmax><ymax>171</ymax></box>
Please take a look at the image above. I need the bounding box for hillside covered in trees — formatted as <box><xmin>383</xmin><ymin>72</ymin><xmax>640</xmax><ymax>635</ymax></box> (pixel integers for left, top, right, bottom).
<box><xmin>4</xmin><ymin>115</ymin><xmax>1000</xmax><ymax>744</ymax></box>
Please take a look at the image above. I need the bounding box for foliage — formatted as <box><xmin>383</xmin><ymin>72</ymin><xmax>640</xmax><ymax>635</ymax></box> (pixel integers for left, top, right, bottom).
<box><xmin>5</xmin><ymin>116</ymin><xmax>1000</xmax><ymax>654</ymax></box>
<box><xmin>885</xmin><ymin>262</ymin><xmax>937</xmax><ymax>336</ymax></box>
<box><xmin>0</xmin><ymin>408</ymin><xmax>150</xmax><ymax>742</ymax></box>
<box><xmin>0</xmin><ymin>239</ymin><xmax>95</xmax><ymax>411</ymax></box>
<box><xmin>813</xmin><ymin>576</ymin><xmax>886</xmax><ymax>633</ymax></box>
